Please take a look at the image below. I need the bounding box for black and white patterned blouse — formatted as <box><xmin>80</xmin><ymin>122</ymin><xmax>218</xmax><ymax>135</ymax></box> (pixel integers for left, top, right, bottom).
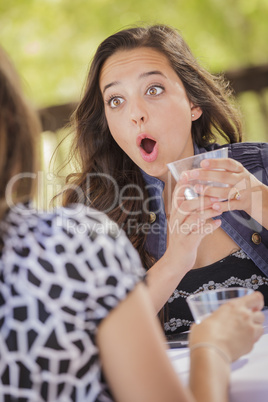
<box><xmin>0</xmin><ymin>203</ymin><xmax>145</xmax><ymax>401</ymax></box>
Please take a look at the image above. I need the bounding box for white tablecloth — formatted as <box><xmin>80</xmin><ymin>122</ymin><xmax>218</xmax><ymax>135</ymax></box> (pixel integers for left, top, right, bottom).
<box><xmin>167</xmin><ymin>309</ymin><xmax>268</xmax><ymax>402</ymax></box>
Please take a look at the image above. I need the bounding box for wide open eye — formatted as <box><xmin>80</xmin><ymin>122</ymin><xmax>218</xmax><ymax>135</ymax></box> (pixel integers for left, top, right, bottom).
<box><xmin>108</xmin><ymin>96</ymin><xmax>124</xmax><ymax>109</ymax></box>
<box><xmin>146</xmin><ymin>85</ymin><xmax>164</xmax><ymax>96</ymax></box>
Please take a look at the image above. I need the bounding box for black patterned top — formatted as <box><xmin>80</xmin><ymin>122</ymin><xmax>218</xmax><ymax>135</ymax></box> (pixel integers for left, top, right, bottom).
<box><xmin>0</xmin><ymin>203</ymin><xmax>145</xmax><ymax>401</ymax></box>
<box><xmin>164</xmin><ymin>250</ymin><xmax>268</xmax><ymax>335</ymax></box>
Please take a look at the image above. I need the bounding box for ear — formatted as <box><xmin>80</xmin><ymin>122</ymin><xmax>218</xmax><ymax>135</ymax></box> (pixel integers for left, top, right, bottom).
<box><xmin>191</xmin><ymin>105</ymin><xmax>202</xmax><ymax>121</ymax></box>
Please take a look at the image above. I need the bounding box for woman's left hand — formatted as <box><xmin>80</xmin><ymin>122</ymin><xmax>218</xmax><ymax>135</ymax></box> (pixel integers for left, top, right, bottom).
<box><xmin>183</xmin><ymin>157</ymin><xmax>268</xmax><ymax>228</ymax></box>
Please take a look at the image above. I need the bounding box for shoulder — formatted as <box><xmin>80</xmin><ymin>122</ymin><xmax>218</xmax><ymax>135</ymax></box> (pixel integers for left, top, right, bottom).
<box><xmin>203</xmin><ymin>142</ymin><xmax>268</xmax><ymax>180</ymax></box>
<box><xmin>4</xmin><ymin>202</ymin><xmax>120</xmax><ymax>240</ymax></box>
<box><xmin>206</xmin><ymin>142</ymin><xmax>268</xmax><ymax>170</ymax></box>
<box><xmin>2</xmin><ymin>203</ymin><xmax>144</xmax><ymax>278</ymax></box>
<box><xmin>227</xmin><ymin>142</ymin><xmax>268</xmax><ymax>173</ymax></box>
<box><xmin>228</xmin><ymin>142</ymin><xmax>268</xmax><ymax>158</ymax></box>
<box><xmin>53</xmin><ymin>203</ymin><xmax>122</xmax><ymax>241</ymax></box>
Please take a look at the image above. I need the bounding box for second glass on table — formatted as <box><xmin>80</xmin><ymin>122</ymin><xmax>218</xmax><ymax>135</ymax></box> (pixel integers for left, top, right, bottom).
<box><xmin>167</xmin><ymin>147</ymin><xmax>228</xmax><ymax>200</ymax></box>
<box><xmin>186</xmin><ymin>287</ymin><xmax>254</xmax><ymax>324</ymax></box>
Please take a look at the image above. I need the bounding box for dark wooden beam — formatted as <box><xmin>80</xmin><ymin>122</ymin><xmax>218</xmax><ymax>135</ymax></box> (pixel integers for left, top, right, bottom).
<box><xmin>38</xmin><ymin>102</ymin><xmax>78</xmax><ymax>132</ymax></box>
<box><xmin>224</xmin><ymin>63</ymin><xmax>268</xmax><ymax>95</ymax></box>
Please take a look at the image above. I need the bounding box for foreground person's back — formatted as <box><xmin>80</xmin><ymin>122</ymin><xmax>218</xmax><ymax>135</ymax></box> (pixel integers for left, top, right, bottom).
<box><xmin>0</xmin><ymin>203</ymin><xmax>144</xmax><ymax>400</ymax></box>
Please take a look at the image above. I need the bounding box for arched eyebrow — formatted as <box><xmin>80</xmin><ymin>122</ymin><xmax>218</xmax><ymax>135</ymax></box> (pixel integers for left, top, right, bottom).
<box><xmin>102</xmin><ymin>70</ymin><xmax>167</xmax><ymax>95</ymax></box>
<box><xmin>102</xmin><ymin>81</ymin><xmax>119</xmax><ymax>95</ymax></box>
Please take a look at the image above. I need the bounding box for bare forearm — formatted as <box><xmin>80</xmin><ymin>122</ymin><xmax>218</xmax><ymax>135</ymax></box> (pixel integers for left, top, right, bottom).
<box><xmin>146</xmin><ymin>254</ymin><xmax>186</xmax><ymax>313</ymax></box>
<box><xmin>189</xmin><ymin>348</ymin><xmax>230</xmax><ymax>402</ymax></box>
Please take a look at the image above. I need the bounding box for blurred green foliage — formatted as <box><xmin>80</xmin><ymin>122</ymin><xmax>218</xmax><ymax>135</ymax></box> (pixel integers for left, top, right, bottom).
<box><xmin>1</xmin><ymin>0</ymin><xmax>268</xmax><ymax>108</ymax></box>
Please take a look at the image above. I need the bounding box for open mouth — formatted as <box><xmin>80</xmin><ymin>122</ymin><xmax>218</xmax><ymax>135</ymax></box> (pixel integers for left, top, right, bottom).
<box><xmin>140</xmin><ymin>138</ymin><xmax>156</xmax><ymax>154</ymax></box>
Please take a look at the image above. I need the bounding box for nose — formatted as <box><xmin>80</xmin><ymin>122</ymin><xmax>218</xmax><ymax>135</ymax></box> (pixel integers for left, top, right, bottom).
<box><xmin>130</xmin><ymin>99</ymin><xmax>148</xmax><ymax>126</ymax></box>
<box><xmin>132</xmin><ymin>115</ymin><xmax>145</xmax><ymax>125</ymax></box>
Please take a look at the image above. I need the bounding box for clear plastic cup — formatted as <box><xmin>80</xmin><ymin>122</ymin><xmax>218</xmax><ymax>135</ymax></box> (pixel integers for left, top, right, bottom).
<box><xmin>167</xmin><ymin>147</ymin><xmax>228</xmax><ymax>200</ymax></box>
<box><xmin>186</xmin><ymin>287</ymin><xmax>254</xmax><ymax>324</ymax></box>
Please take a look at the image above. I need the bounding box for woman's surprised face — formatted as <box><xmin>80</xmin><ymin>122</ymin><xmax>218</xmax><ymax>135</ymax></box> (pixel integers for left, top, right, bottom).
<box><xmin>99</xmin><ymin>47</ymin><xmax>202</xmax><ymax>182</ymax></box>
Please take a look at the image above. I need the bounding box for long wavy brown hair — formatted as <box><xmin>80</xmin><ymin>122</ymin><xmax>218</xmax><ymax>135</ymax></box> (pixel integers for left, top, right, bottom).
<box><xmin>0</xmin><ymin>46</ymin><xmax>40</xmax><ymax>219</ymax></box>
<box><xmin>61</xmin><ymin>24</ymin><xmax>242</xmax><ymax>271</ymax></box>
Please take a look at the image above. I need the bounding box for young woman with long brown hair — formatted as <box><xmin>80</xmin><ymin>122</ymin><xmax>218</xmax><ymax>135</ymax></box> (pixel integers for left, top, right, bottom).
<box><xmin>60</xmin><ymin>24</ymin><xmax>268</xmax><ymax>335</ymax></box>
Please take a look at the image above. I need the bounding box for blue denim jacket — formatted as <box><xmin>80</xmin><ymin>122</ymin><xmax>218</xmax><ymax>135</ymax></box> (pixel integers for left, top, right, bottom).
<box><xmin>142</xmin><ymin>142</ymin><xmax>268</xmax><ymax>275</ymax></box>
